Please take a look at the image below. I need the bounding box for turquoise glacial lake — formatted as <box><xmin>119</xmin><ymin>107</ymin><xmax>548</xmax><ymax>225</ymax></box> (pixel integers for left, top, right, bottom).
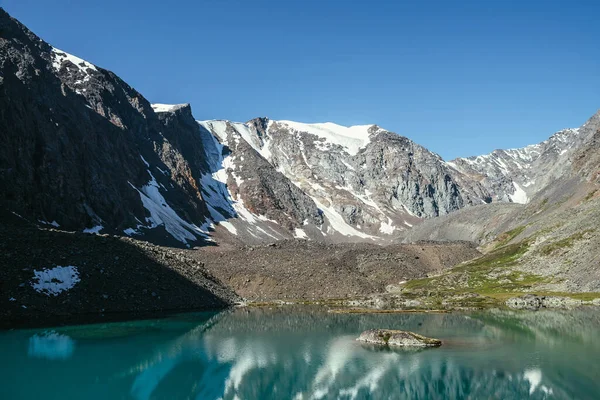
<box><xmin>1</xmin><ymin>307</ymin><xmax>599</xmax><ymax>399</ymax></box>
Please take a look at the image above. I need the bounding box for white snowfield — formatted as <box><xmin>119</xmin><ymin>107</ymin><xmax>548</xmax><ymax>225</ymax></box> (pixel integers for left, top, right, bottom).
<box><xmin>31</xmin><ymin>265</ymin><xmax>81</xmax><ymax>296</ymax></box>
<box><xmin>83</xmin><ymin>225</ymin><xmax>103</xmax><ymax>234</ymax></box>
<box><xmin>51</xmin><ymin>47</ymin><xmax>98</xmax><ymax>73</ymax></box>
<box><xmin>129</xmin><ymin>170</ymin><xmax>208</xmax><ymax>245</ymax></box>
<box><xmin>276</xmin><ymin>121</ymin><xmax>376</xmax><ymax>156</ymax></box>
<box><xmin>509</xmin><ymin>181</ymin><xmax>528</xmax><ymax>204</ymax></box>
<box><xmin>151</xmin><ymin>103</ymin><xmax>189</xmax><ymax>113</ymax></box>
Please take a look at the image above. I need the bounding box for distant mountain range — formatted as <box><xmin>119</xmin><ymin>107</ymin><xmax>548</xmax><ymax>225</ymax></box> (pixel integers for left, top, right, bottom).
<box><xmin>1</xmin><ymin>7</ymin><xmax>598</xmax><ymax>249</ymax></box>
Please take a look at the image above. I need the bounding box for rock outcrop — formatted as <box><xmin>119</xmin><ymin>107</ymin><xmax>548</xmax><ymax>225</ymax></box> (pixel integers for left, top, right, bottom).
<box><xmin>505</xmin><ymin>294</ymin><xmax>600</xmax><ymax>310</ymax></box>
<box><xmin>357</xmin><ymin>329</ymin><xmax>442</xmax><ymax>347</ymax></box>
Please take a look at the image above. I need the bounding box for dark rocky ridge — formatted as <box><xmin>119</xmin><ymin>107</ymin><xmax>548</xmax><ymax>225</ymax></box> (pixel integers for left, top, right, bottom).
<box><xmin>0</xmin><ymin>8</ymin><xmax>214</xmax><ymax>243</ymax></box>
<box><xmin>0</xmin><ymin>211</ymin><xmax>239</xmax><ymax>329</ymax></box>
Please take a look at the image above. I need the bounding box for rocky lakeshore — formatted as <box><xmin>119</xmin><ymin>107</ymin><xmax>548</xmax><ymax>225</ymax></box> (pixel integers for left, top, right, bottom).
<box><xmin>3</xmin><ymin>209</ymin><xmax>600</xmax><ymax>329</ymax></box>
<box><xmin>0</xmin><ymin>214</ymin><xmax>240</xmax><ymax>329</ymax></box>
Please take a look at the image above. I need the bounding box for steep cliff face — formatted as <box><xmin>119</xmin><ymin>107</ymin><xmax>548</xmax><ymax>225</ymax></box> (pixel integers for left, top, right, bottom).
<box><xmin>0</xmin><ymin>9</ymin><xmax>323</xmax><ymax>246</ymax></box>
<box><xmin>0</xmin><ymin>8</ymin><xmax>216</xmax><ymax>246</ymax></box>
<box><xmin>198</xmin><ymin>120</ymin><xmax>323</xmax><ymax>230</ymax></box>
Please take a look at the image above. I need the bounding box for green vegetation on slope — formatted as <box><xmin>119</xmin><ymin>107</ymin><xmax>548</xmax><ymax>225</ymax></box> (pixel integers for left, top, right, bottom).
<box><xmin>403</xmin><ymin>226</ymin><xmax>600</xmax><ymax>308</ymax></box>
<box><xmin>539</xmin><ymin>230</ymin><xmax>594</xmax><ymax>256</ymax></box>
<box><xmin>405</xmin><ymin>240</ymin><xmax>545</xmax><ymax>295</ymax></box>
<box><xmin>493</xmin><ymin>226</ymin><xmax>526</xmax><ymax>249</ymax></box>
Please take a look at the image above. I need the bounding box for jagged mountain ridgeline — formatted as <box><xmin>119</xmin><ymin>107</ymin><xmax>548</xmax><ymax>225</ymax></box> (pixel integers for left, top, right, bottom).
<box><xmin>1</xmin><ymin>7</ymin><xmax>599</xmax><ymax>249</ymax></box>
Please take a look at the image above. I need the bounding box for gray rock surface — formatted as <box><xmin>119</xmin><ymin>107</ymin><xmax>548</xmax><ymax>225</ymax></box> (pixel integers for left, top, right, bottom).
<box><xmin>505</xmin><ymin>294</ymin><xmax>585</xmax><ymax>310</ymax></box>
<box><xmin>199</xmin><ymin>118</ymin><xmax>494</xmax><ymax>240</ymax></box>
<box><xmin>357</xmin><ymin>329</ymin><xmax>442</xmax><ymax>347</ymax></box>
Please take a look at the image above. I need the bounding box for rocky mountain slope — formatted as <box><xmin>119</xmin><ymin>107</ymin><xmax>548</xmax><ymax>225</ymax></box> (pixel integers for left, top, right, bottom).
<box><xmin>404</xmin><ymin>111</ymin><xmax>600</xmax><ymax>295</ymax></box>
<box><xmin>0</xmin><ymin>210</ymin><xmax>240</xmax><ymax>328</ymax></box>
<box><xmin>448</xmin><ymin>127</ymin><xmax>583</xmax><ymax>204</ymax></box>
<box><xmin>197</xmin><ymin>118</ymin><xmax>494</xmax><ymax>242</ymax></box>
<box><xmin>0</xmin><ymin>8</ymin><xmax>462</xmax><ymax>245</ymax></box>
<box><xmin>0</xmin><ymin>8</ymin><xmax>222</xmax><ymax>247</ymax></box>
<box><xmin>4</xmin><ymin>7</ymin><xmax>597</xmax><ymax>248</ymax></box>
<box><xmin>196</xmin><ymin>111</ymin><xmax>600</xmax><ymax>242</ymax></box>
<box><xmin>192</xmin><ymin>239</ymin><xmax>481</xmax><ymax>301</ymax></box>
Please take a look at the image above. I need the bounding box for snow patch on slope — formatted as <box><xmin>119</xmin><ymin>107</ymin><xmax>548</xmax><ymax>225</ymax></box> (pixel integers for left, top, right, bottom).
<box><xmin>51</xmin><ymin>47</ymin><xmax>97</xmax><ymax>73</ymax></box>
<box><xmin>38</xmin><ymin>220</ymin><xmax>60</xmax><ymax>228</ymax></box>
<box><xmin>130</xmin><ymin>171</ymin><xmax>207</xmax><ymax>245</ymax></box>
<box><xmin>151</xmin><ymin>103</ymin><xmax>188</xmax><ymax>113</ymax></box>
<box><xmin>379</xmin><ymin>218</ymin><xmax>396</xmax><ymax>235</ymax></box>
<box><xmin>83</xmin><ymin>225</ymin><xmax>103</xmax><ymax>234</ymax></box>
<box><xmin>31</xmin><ymin>266</ymin><xmax>80</xmax><ymax>296</ymax></box>
<box><xmin>199</xmin><ymin>120</ymin><xmax>271</xmax><ymax>160</ymax></box>
<box><xmin>509</xmin><ymin>182</ymin><xmax>528</xmax><ymax>204</ymax></box>
<box><xmin>311</xmin><ymin>197</ymin><xmax>375</xmax><ymax>239</ymax></box>
<box><xmin>294</xmin><ymin>228</ymin><xmax>308</xmax><ymax>239</ymax></box>
<box><xmin>276</xmin><ymin>121</ymin><xmax>375</xmax><ymax>156</ymax></box>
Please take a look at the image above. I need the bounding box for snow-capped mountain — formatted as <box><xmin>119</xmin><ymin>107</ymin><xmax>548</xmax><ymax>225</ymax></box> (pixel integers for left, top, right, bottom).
<box><xmin>196</xmin><ymin>118</ymin><xmax>492</xmax><ymax>240</ymax></box>
<box><xmin>1</xmin><ymin>8</ymin><xmax>596</xmax><ymax>247</ymax></box>
<box><xmin>447</xmin><ymin>128</ymin><xmax>584</xmax><ymax>204</ymax></box>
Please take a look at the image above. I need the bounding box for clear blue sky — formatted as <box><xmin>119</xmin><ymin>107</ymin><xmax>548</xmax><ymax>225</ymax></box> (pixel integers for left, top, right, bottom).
<box><xmin>2</xmin><ymin>0</ymin><xmax>599</xmax><ymax>159</ymax></box>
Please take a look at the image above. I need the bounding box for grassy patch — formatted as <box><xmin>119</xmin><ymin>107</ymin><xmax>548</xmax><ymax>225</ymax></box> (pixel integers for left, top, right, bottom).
<box><xmin>403</xmin><ymin>276</ymin><xmax>437</xmax><ymax>291</ymax></box>
<box><xmin>399</xmin><ymin>232</ymin><xmax>600</xmax><ymax>309</ymax></box>
<box><xmin>456</xmin><ymin>241</ymin><xmax>530</xmax><ymax>272</ymax></box>
<box><xmin>493</xmin><ymin>226</ymin><xmax>526</xmax><ymax>249</ymax></box>
<box><xmin>405</xmin><ymin>241</ymin><xmax>533</xmax><ymax>294</ymax></box>
<box><xmin>583</xmin><ymin>189</ymin><xmax>598</xmax><ymax>202</ymax></box>
<box><xmin>403</xmin><ymin>239</ymin><xmax>549</xmax><ymax>302</ymax></box>
<box><xmin>470</xmin><ymin>271</ymin><xmax>549</xmax><ymax>296</ymax></box>
<box><xmin>561</xmin><ymin>292</ymin><xmax>600</xmax><ymax>301</ymax></box>
<box><xmin>539</xmin><ymin>230</ymin><xmax>594</xmax><ymax>255</ymax></box>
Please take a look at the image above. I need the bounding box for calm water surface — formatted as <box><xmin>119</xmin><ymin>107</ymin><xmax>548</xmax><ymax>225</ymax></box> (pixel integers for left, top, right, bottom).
<box><xmin>1</xmin><ymin>307</ymin><xmax>599</xmax><ymax>399</ymax></box>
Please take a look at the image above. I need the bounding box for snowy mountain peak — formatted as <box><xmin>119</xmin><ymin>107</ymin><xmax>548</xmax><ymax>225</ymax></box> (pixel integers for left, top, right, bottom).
<box><xmin>151</xmin><ymin>103</ymin><xmax>190</xmax><ymax>113</ymax></box>
<box><xmin>448</xmin><ymin>125</ymin><xmax>584</xmax><ymax>205</ymax></box>
<box><xmin>271</xmin><ymin>120</ymin><xmax>379</xmax><ymax>156</ymax></box>
<box><xmin>50</xmin><ymin>47</ymin><xmax>98</xmax><ymax>73</ymax></box>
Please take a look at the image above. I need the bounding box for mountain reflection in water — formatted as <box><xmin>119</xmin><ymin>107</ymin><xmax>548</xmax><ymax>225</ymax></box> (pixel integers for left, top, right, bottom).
<box><xmin>1</xmin><ymin>307</ymin><xmax>599</xmax><ymax>399</ymax></box>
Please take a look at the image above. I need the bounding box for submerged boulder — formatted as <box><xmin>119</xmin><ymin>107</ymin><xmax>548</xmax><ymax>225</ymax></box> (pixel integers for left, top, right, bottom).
<box><xmin>357</xmin><ymin>329</ymin><xmax>441</xmax><ymax>347</ymax></box>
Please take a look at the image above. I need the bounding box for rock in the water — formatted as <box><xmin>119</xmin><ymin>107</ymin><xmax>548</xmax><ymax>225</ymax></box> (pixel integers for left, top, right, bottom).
<box><xmin>357</xmin><ymin>329</ymin><xmax>441</xmax><ymax>347</ymax></box>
